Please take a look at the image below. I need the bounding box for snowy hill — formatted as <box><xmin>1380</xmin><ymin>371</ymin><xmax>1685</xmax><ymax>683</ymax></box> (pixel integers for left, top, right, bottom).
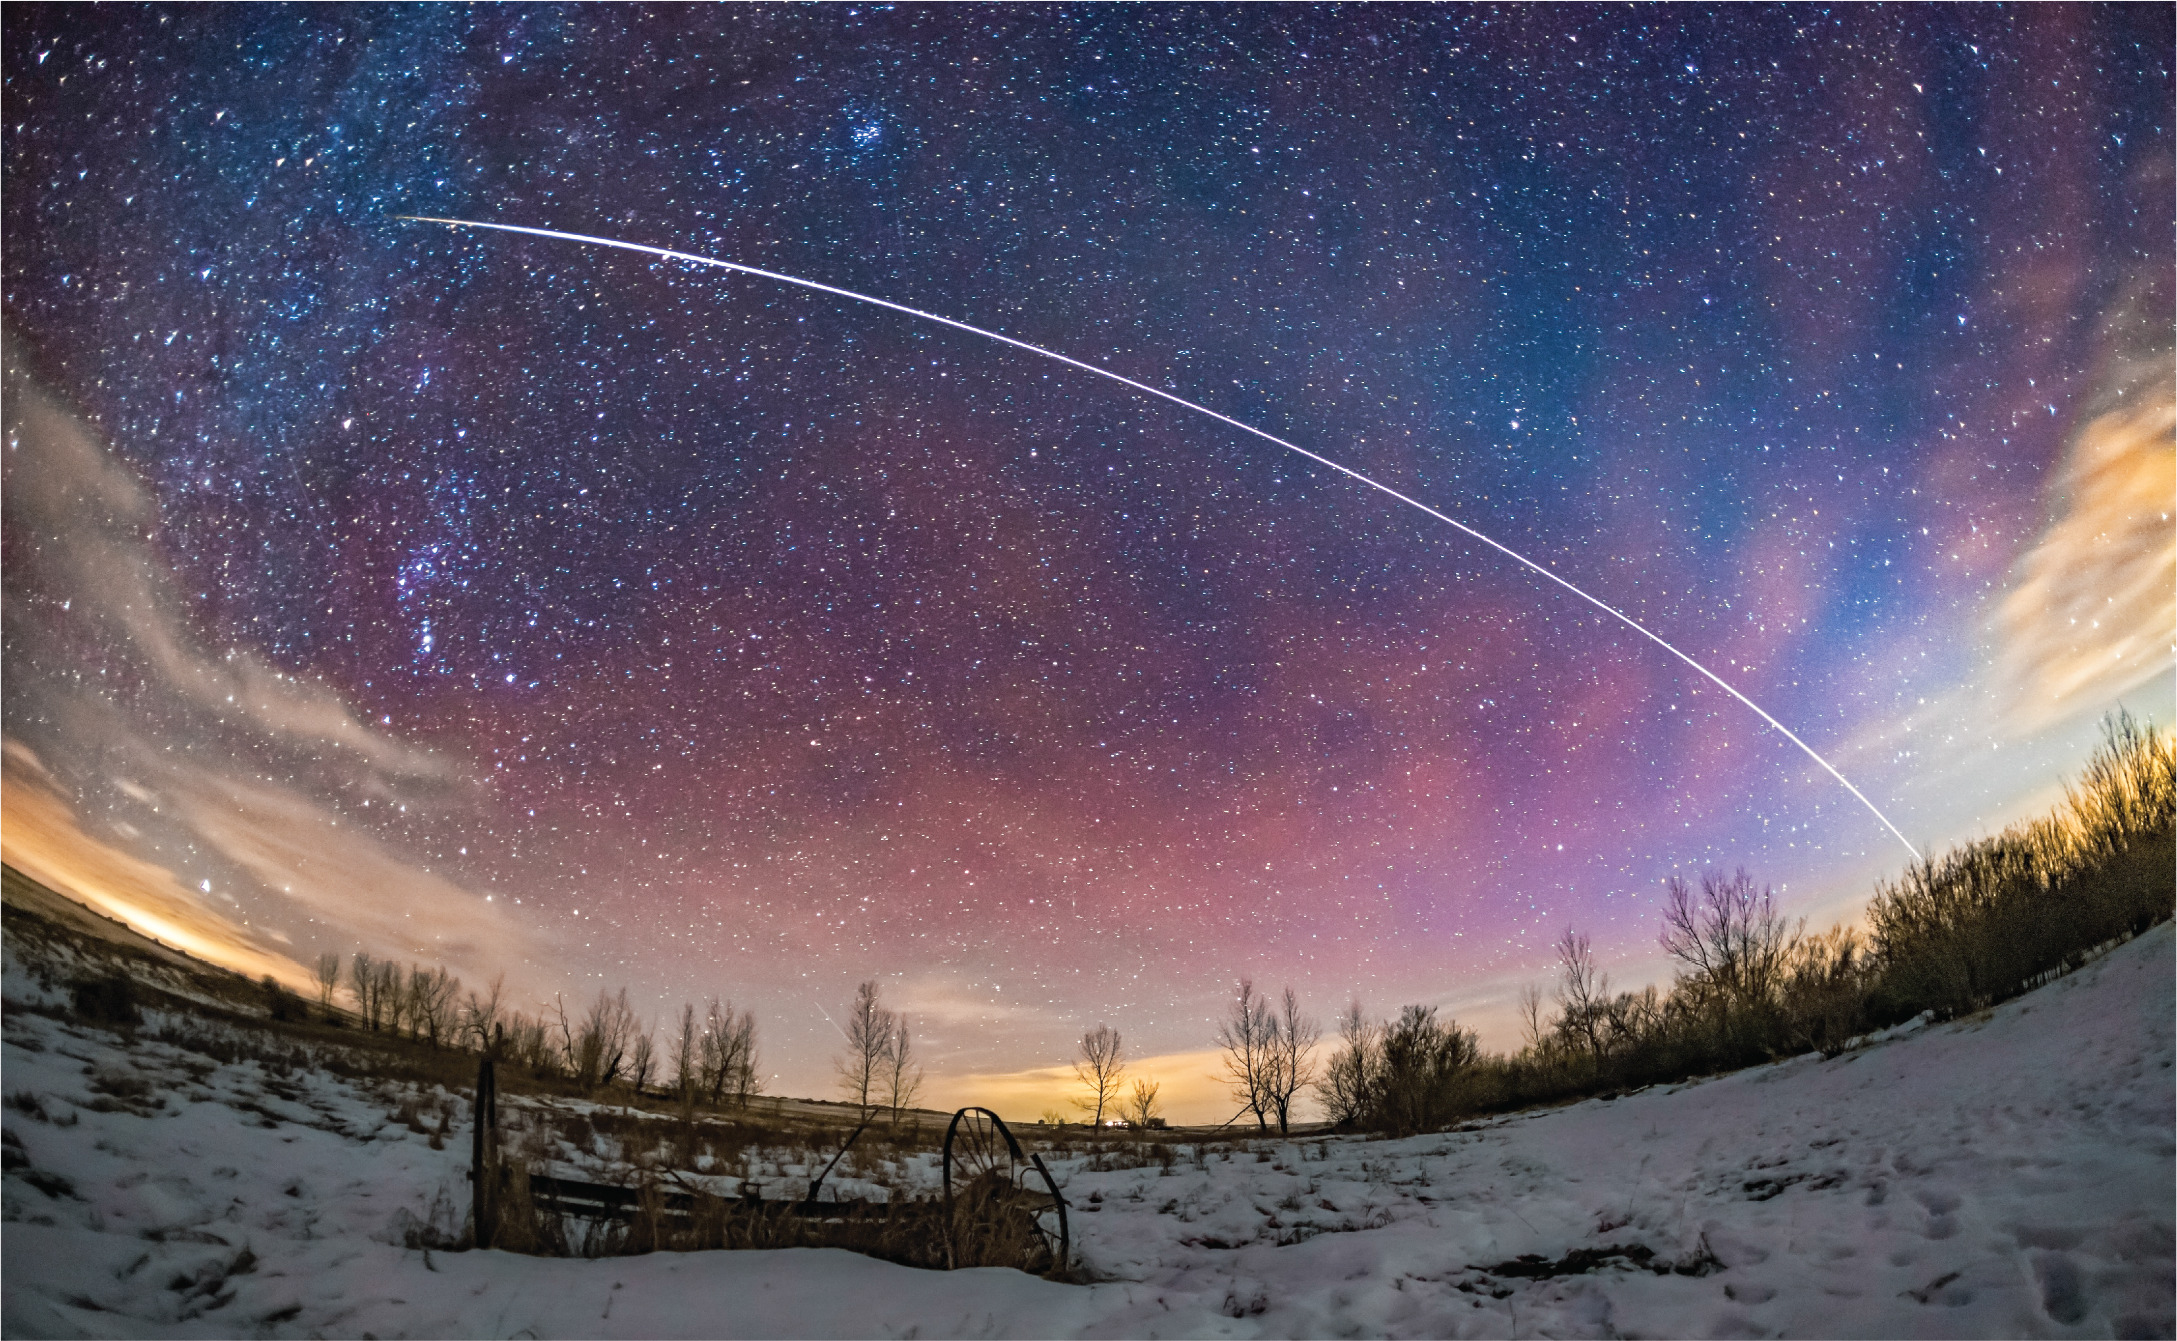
<box><xmin>4</xmin><ymin>917</ymin><xmax>2170</xmax><ymax>1338</ymax></box>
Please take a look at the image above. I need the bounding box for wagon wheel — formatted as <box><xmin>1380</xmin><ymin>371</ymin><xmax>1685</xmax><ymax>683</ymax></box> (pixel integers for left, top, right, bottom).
<box><xmin>943</xmin><ymin>1107</ymin><xmax>1024</xmax><ymax>1198</ymax></box>
<box><xmin>942</xmin><ymin>1106</ymin><xmax>1068</xmax><ymax>1275</ymax></box>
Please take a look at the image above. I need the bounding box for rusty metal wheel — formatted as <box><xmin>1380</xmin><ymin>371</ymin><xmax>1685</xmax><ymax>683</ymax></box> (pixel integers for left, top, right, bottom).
<box><xmin>943</xmin><ymin>1107</ymin><xmax>1022</xmax><ymax>1193</ymax></box>
<box><xmin>942</xmin><ymin>1106</ymin><xmax>1068</xmax><ymax>1275</ymax></box>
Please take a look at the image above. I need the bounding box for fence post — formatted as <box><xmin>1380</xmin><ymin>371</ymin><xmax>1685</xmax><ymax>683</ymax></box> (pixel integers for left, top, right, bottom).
<box><xmin>472</xmin><ymin>1054</ymin><xmax>498</xmax><ymax>1248</ymax></box>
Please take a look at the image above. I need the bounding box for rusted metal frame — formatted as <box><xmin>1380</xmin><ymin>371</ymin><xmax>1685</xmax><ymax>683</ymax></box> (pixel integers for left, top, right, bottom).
<box><xmin>477</xmin><ymin>1062</ymin><xmax>1069</xmax><ymax>1271</ymax></box>
<box><xmin>804</xmin><ymin>1117</ymin><xmax>872</xmax><ymax>1206</ymax></box>
<box><xmin>1028</xmin><ymin>1147</ymin><xmax>1070</xmax><ymax>1275</ymax></box>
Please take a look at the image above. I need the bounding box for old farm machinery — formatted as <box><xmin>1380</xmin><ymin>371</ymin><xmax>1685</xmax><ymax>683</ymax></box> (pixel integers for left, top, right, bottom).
<box><xmin>467</xmin><ymin>1056</ymin><xmax>1069</xmax><ymax>1275</ymax></box>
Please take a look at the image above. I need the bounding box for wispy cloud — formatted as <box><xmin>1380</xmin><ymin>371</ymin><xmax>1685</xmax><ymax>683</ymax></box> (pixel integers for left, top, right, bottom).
<box><xmin>1</xmin><ymin>341</ymin><xmax>539</xmax><ymax>996</ymax></box>
<box><xmin>1994</xmin><ymin>261</ymin><xmax>2175</xmax><ymax>735</ymax></box>
<box><xmin>2</xmin><ymin>347</ymin><xmax>446</xmax><ymax>779</ymax></box>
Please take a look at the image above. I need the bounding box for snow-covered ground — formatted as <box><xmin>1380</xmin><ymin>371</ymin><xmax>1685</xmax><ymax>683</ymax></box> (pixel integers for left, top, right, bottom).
<box><xmin>5</xmin><ymin>923</ymin><xmax>2171</xmax><ymax>1339</ymax></box>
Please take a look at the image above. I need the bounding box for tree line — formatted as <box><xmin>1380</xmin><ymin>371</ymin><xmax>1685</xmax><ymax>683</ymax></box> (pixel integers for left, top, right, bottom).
<box><xmin>301</xmin><ymin>953</ymin><xmax>761</xmax><ymax>1107</ymax></box>
<box><xmin>1057</xmin><ymin>712</ymin><xmax>2171</xmax><ymax>1138</ymax></box>
<box><xmin>1210</xmin><ymin>712</ymin><xmax>2174</xmax><ymax>1136</ymax></box>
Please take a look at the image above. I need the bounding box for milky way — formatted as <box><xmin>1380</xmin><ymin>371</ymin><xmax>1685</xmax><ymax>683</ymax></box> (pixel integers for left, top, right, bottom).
<box><xmin>4</xmin><ymin>6</ymin><xmax>2170</xmax><ymax>1111</ymax></box>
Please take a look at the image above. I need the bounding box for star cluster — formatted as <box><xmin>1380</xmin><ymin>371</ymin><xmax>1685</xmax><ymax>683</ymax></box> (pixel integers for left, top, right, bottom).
<box><xmin>4</xmin><ymin>5</ymin><xmax>2169</xmax><ymax>1103</ymax></box>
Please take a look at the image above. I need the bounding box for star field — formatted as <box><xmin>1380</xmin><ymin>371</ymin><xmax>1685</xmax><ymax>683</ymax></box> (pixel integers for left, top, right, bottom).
<box><xmin>3</xmin><ymin>5</ymin><xmax>2169</xmax><ymax>1100</ymax></box>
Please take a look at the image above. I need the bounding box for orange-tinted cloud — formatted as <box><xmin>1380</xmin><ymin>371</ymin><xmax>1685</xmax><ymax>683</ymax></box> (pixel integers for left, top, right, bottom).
<box><xmin>159</xmin><ymin>762</ymin><xmax>547</xmax><ymax>996</ymax></box>
<box><xmin>1995</xmin><ymin>267</ymin><xmax>2175</xmax><ymax>735</ymax></box>
<box><xmin>1</xmin><ymin>743</ymin><xmax>315</xmax><ymax>992</ymax></box>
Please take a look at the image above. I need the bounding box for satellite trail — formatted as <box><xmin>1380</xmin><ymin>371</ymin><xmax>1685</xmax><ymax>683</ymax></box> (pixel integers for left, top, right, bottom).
<box><xmin>398</xmin><ymin>214</ymin><xmax>1921</xmax><ymax>861</ymax></box>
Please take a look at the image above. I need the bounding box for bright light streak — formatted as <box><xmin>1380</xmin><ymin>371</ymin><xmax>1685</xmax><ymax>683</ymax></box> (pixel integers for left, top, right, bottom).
<box><xmin>396</xmin><ymin>215</ymin><xmax>1922</xmax><ymax>861</ymax></box>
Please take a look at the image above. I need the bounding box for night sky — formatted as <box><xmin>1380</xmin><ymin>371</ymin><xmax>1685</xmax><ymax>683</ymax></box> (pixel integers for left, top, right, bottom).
<box><xmin>4</xmin><ymin>5</ymin><xmax>2170</xmax><ymax>1115</ymax></box>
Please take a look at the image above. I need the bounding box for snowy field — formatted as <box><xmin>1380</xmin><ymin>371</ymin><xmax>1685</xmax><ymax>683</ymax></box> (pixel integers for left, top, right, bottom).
<box><xmin>4</xmin><ymin>923</ymin><xmax>2171</xmax><ymax>1339</ymax></box>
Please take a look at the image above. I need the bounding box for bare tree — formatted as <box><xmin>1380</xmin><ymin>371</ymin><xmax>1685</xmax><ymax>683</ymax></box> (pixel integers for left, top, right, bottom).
<box><xmin>386</xmin><ymin>965</ymin><xmax>410</xmax><ymax>1037</ymax></box>
<box><xmin>377</xmin><ymin>961</ymin><xmax>405</xmax><ymax>1035</ymax></box>
<box><xmin>1122</xmin><ymin>1077</ymin><xmax>1163</xmax><ymax>1128</ymax></box>
<box><xmin>703</xmin><ymin>998</ymin><xmax>760</xmax><ymax>1108</ymax></box>
<box><xmin>403</xmin><ymin>965</ymin><xmax>428</xmax><ymax>1040</ymax></box>
<box><xmin>722</xmin><ymin>1003</ymin><xmax>760</xmax><ymax>1107</ymax></box>
<box><xmin>351</xmin><ymin>952</ymin><xmax>378</xmax><ymax>1030</ymax></box>
<box><xmin>627</xmin><ymin>1025</ymin><xmax>657</xmax><ymax>1096</ymax></box>
<box><xmin>552</xmin><ymin>994</ymin><xmax>578</xmax><ymax>1076</ymax></box>
<box><xmin>1071</xmin><ymin>1024</ymin><xmax>1127</xmax><ymax>1126</ymax></box>
<box><xmin>510</xmin><ymin>1011</ymin><xmax>560</xmax><ymax>1077</ymax></box>
<box><xmin>1317</xmin><ymin>999</ymin><xmax>1377</xmax><ymax>1128</ymax></box>
<box><xmin>575</xmin><ymin>988</ymin><xmax>638</xmax><ymax>1089</ymax></box>
<box><xmin>1375</xmin><ymin>1004</ymin><xmax>1479</xmax><ymax>1135</ymax></box>
<box><xmin>1516</xmin><ymin>982</ymin><xmax>1549</xmax><ymax>1055</ymax></box>
<box><xmin>1258</xmin><ymin>988</ymin><xmax>1318</xmax><ymax>1134</ymax></box>
<box><xmin>413</xmin><ymin>965</ymin><xmax>436</xmax><ymax>1044</ymax></box>
<box><xmin>1660</xmin><ymin>868</ymin><xmax>1797</xmax><ymax>1043</ymax></box>
<box><xmin>671</xmin><ymin>1003</ymin><xmax>701</xmax><ymax>1101</ymax></box>
<box><xmin>462</xmin><ymin>975</ymin><xmax>505</xmax><ymax>1052</ymax></box>
<box><xmin>1216</xmin><ymin>979</ymin><xmax>1277</xmax><ymax>1130</ymax></box>
<box><xmin>1554</xmin><ymin>928</ymin><xmax>1608</xmax><ymax>1063</ymax></box>
<box><xmin>408</xmin><ymin>966</ymin><xmax>460</xmax><ymax>1047</ymax></box>
<box><xmin>699</xmin><ymin>1003</ymin><xmax>726</xmax><ymax>1102</ymax></box>
<box><xmin>313</xmin><ymin>953</ymin><xmax>342</xmax><ymax>1020</ymax></box>
<box><xmin>883</xmin><ymin>1017</ymin><xmax>924</xmax><ymax>1122</ymax></box>
<box><xmin>835</xmin><ymin>982</ymin><xmax>894</xmax><ymax>1113</ymax></box>
<box><xmin>437</xmin><ymin>968</ymin><xmax>463</xmax><ymax>1045</ymax></box>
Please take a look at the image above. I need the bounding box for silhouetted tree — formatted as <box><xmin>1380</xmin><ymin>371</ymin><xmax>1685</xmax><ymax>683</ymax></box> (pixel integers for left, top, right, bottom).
<box><xmin>1554</xmin><ymin>928</ymin><xmax>1608</xmax><ymax>1064</ymax></box>
<box><xmin>1216</xmin><ymin>979</ymin><xmax>1276</xmax><ymax>1130</ymax></box>
<box><xmin>835</xmin><ymin>981</ymin><xmax>894</xmax><ymax>1114</ymax></box>
<box><xmin>1263</xmin><ymin>987</ymin><xmax>1319</xmax><ymax>1134</ymax></box>
<box><xmin>351</xmin><ymin>952</ymin><xmax>379</xmax><ymax>1030</ymax></box>
<box><xmin>627</xmin><ymin>1025</ymin><xmax>657</xmax><ymax>1096</ymax></box>
<box><xmin>574</xmin><ymin>987</ymin><xmax>637</xmax><ymax>1089</ymax></box>
<box><xmin>1123</xmin><ymin>1076</ymin><xmax>1163</xmax><ymax>1128</ymax></box>
<box><xmin>884</xmin><ymin>1017</ymin><xmax>923</xmax><ymax>1122</ymax></box>
<box><xmin>1372</xmin><ymin>1004</ymin><xmax>1479</xmax><ymax>1135</ymax></box>
<box><xmin>1661</xmin><ymin>868</ymin><xmax>1796</xmax><ymax>1050</ymax></box>
<box><xmin>462</xmin><ymin>975</ymin><xmax>505</xmax><ymax>1052</ymax></box>
<box><xmin>313</xmin><ymin>953</ymin><xmax>342</xmax><ymax>1020</ymax></box>
<box><xmin>701</xmin><ymin>998</ymin><xmax>759</xmax><ymax>1107</ymax></box>
<box><xmin>1072</xmin><ymin>1024</ymin><xmax>1126</xmax><ymax>1126</ymax></box>
<box><xmin>671</xmin><ymin>1003</ymin><xmax>701</xmax><ymax>1101</ymax></box>
<box><xmin>1317</xmin><ymin>999</ymin><xmax>1377</xmax><ymax>1128</ymax></box>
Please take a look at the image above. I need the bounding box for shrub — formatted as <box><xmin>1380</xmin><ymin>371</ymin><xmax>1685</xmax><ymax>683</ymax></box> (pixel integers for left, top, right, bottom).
<box><xmin>1868</xmin><ymin>711</ymin><xmax>2175</xmax><ymax>1021</ymax></box>
<box><xmin>262</xmin><ymin>975</ymin><xmax>304</xmax><ymax>1022</ymax></box>
<box><xmin>1322</xmin><ymin>1004</ymin><xmax>1480</xmax><ymax>1136</ymax></box>
<box><xmin>72</xmin><ymin>972</ymin><xmax>141</xmax><ymax>1027</ymax></box>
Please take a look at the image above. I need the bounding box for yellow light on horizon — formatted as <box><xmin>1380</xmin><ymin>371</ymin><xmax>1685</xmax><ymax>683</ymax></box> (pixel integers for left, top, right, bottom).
<box><xmin>0</xmin><ymin>764</ymin><xmax>316</xmax><ymax>995</ymax></box>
